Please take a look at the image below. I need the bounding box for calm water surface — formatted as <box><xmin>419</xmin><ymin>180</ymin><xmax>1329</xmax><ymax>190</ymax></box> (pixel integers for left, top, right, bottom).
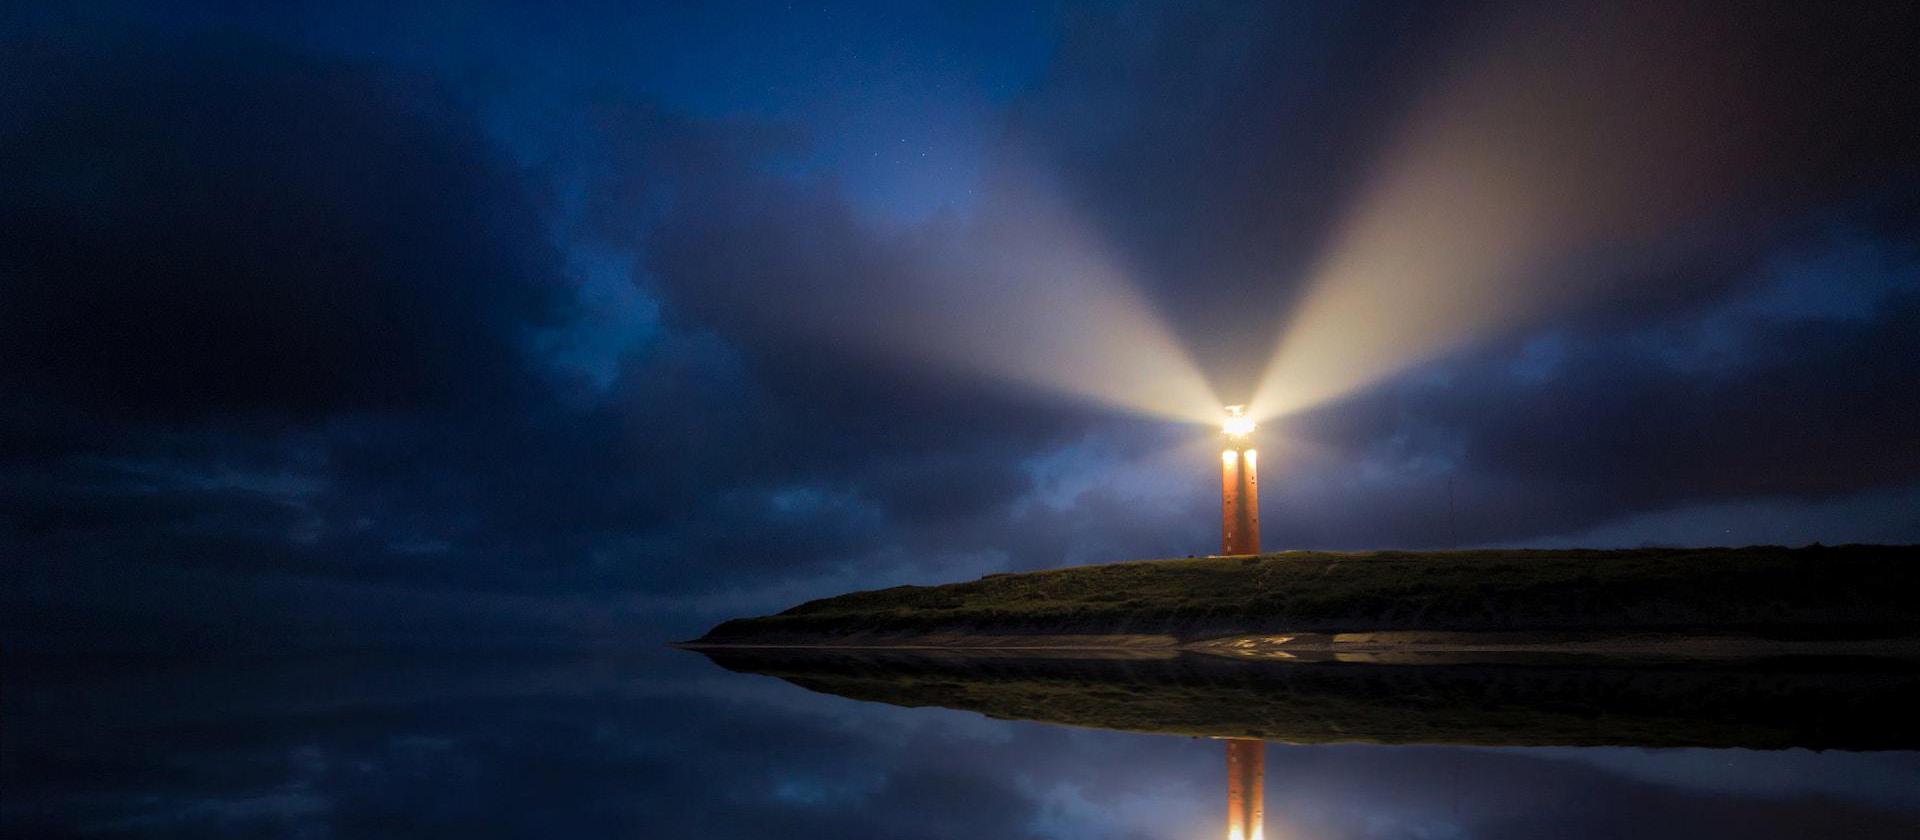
<box><xmin>6</xmin><ymin>648</ymin><xmax>1919</xmax><ymax>838</ymax></box>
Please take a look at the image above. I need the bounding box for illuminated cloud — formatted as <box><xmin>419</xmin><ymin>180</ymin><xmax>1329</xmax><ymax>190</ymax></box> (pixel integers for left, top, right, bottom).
<box><xmin>1252</xmin><ymin>2</ymin><xmax>1916</xmax><ymax>420</ymax></box>
<box><xmin>647</xmin><ymin>151</ymin><xmax>1221</xmax><ymax>425</ymax></box>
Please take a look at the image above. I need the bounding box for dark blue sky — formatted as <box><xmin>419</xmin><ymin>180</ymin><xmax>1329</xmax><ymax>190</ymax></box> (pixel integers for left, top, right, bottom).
<box><xmin>4</xmin><ymin>1</ymin><xmax>1920</xmax><ymax>652</ymax></box>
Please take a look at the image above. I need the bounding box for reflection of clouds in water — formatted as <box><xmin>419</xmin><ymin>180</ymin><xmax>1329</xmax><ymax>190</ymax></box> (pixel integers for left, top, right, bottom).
<box><xmin>83</xmin><ymin>791</ymin><xmax>333</xmax><ymax>837</ymax></box>
<box><xmin>1519</xmin><ymin>747</ymin><xmax>1920</xmax><ymax>812</ymax></box>
<box><xmin>7</xmin><ymin>653</ymin><xmax>1920</xmax><ymax>838</ymax></box>
<box><xmin>1267</xmin><ymin>744</ymin><xmax>1920</xmax><ymax>840</ymax></box>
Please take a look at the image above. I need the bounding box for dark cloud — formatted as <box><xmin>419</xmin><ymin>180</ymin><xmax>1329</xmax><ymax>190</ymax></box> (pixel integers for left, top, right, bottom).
<box><xmin>0</xmin><ymin>38</ymin><xmax>566</xmax><ymax>423</ymax></box>
<box><xmin>1465</xmin><ymin>299</ymin><xmax>1920</xmax><ymax>504</ymax></box>
<box><xmin>0</xmin><ymin>34</ymin><xmax>586</xmax><ymax>650</ymax></box>
<box><xmin>1272</xmin><ymin>280</ymin><xmax>1920</xmax><ymax>547</ymax></box>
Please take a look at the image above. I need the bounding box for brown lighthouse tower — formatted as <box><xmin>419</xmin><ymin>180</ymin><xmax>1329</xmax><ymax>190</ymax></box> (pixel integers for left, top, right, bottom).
<box><xmin>1220</xmin><ymin>405</ymin><xmax>1259</xmax><ymax>555</ymax></box>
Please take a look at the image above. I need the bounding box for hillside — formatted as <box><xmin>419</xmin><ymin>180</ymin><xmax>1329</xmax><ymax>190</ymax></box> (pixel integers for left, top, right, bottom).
<box><xmin>688</xmin><ymin>545</ymin><xmax>1920</xmax><ymax>647</ymax></box>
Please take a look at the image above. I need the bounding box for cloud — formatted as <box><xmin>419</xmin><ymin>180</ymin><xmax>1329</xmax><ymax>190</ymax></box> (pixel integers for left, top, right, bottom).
<box><xmin>1263</xmin><ymin>251</ymin><xmax>1920</xmax><ymax>547</ymax></box>
<box><xmin>0</xmin><ymin>34</ymin><xmax>591</xmax><ymax>650</ymax></box>
<box><xmin>0</xmin><ymin>38</ymin><xmax>567</xmax><ymax>423</ymax></box>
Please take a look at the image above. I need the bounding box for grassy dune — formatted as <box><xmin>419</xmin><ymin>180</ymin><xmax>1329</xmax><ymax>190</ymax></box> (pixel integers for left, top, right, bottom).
<box><xmin>692</xmin><ymin>545</ymin><xmax>1920</xmax><ymax>645</ymax></box>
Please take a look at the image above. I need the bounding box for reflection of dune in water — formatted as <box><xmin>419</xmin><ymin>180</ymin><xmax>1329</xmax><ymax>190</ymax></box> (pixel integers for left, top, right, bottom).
<box><xmin>695</xmin><ymin>647</ymin><xmax>1920</xmax><ymax>751</ymax></box>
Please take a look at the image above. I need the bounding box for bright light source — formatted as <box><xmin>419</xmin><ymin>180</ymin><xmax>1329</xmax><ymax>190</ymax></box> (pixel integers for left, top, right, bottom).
<box><xmin>1221</xmin><ymin>405</ymin><xmax>1256</xmax><ymax>438</ymax></box>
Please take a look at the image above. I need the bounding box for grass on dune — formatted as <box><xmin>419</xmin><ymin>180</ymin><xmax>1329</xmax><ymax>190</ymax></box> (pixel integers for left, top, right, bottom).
<box><xmin>699</xmin><ymin>545</ymin><xmax>1920</xmax><ymax>642</ymax></box>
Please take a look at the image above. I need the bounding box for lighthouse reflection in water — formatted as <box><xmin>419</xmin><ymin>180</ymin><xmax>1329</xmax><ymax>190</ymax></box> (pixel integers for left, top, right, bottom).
<box><xmin>1226</xmin><ymin>738</ymin><xmax>1265</xmax><ymax>840</ymax></box>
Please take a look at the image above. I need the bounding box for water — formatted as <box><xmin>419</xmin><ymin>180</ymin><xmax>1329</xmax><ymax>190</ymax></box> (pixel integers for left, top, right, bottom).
<box><xmin>6</xmin><ymin>649</ymin><xmax>1919</xmax><ymax>838</ymax></box>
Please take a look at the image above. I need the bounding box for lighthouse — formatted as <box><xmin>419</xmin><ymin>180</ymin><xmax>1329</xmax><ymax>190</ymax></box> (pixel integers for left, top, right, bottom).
<box><xmin>1220</xmin><ymin>405</ymin><xmax>1259</xmax><ymax>555</ymax></box>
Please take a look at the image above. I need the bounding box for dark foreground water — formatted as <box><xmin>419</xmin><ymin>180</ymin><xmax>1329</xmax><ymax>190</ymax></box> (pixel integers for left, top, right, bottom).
<box><xmin>6</xmin><ymin>648</ymin><xmax>1920</xmax><ymax>839</ymax></box>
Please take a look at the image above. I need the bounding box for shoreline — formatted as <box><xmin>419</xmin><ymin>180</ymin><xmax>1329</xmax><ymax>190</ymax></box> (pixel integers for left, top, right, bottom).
<box><xmin>691</xmin><ymin>546</ymin><xmax>1920</xmax><ymax>653</ymax></box>
<box><xmin>691</xmin><ymin>639</ymin><xmax>1920</xmax><ymax>748</ymax></box>
<box><xmin>678</xmin><ymin>630</ymin><xmax>1920</xmax><ymax>662</ymax></box>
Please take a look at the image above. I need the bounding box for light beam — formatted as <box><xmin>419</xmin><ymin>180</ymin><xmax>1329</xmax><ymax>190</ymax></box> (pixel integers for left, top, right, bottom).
<box><xmin>1250</xmin><ymin>3</ymin><xmax>1785</xmax><ymax>422</ymax></box>
<box><xmin>751</xmin><ymin>160</ymin><xmax>1223</xmax><ymax>425</ymax></box>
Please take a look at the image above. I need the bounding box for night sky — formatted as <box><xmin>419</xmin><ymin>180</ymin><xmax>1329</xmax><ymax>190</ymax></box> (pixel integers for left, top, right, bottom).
<box><xmin>5</xmin><ymin>1</ymin><xmax>1920</xmax><ymax>654</ymax></box>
